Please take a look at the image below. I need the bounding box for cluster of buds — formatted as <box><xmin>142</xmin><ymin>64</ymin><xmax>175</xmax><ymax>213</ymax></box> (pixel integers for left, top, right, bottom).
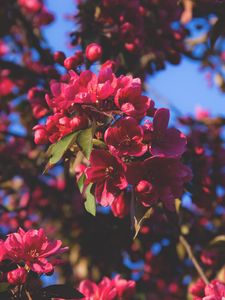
<box><xmin>72</xmin><ymin>0</ymin><xmax>186</xmax><ymax>78</ymax></box>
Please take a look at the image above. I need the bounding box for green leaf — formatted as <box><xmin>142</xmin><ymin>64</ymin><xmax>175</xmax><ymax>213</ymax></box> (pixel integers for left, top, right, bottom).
<box><xmin>45</xmin><ymin>131</ymin><xmax>80</xmax><ymax>172</ymax></box>
<box><xmin>84</xmin><ymin>183</ymin><xmax>96</xmax><ymax>216</ymax></box>
<box><xmin>77</xmin><ymin>173</ymin><xmax>86</xmax><ymax>193</ymax></box>
<box><xmin>93</xmin><ymin>139</ymin><xmax>107</xmax><ymax>149</ymax></box>
<box><xmin>77</xmin><ymin>123</ymin><xmax>96</xmax><ymax>159</ymax></box>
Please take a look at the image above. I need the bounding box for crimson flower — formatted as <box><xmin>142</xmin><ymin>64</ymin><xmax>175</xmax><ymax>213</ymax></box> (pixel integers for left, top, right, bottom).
<box><xmin>143</xmin><ymin>157</ymin><xmax>192</xmax><ymax>210</ymax></box>
<box><xmin>4</xmin><ymin>228</ymin><xmax>68</xmax><ymax>274</ymax></box>
<box><xmin>114</xmin><ymin>76</ymin><xmax>150</xmax><ymax>119</ymax></box>
<box><xmin>85</xmin><ymin>150</ymin><xmax>128</xmax><ymax>206</ymax></box>
<box><xmin>147</xmin><ymin>108</ymin><xmax>187</xmax><ymax>157</ymax></box>
<box><xmin>104</xmin><ymin>117</ymin><xmax>147</xmax><ymax>157</ymax></box>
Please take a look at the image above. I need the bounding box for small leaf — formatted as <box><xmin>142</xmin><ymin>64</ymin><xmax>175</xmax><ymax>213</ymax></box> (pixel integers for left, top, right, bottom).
<box><xmin>45</xmin><ymin>131</ymin><xmax>80</xmax><ymax>171</ymax></box>
<box><xmin>84</xmin><ymin>183</ymin><xmax>96</xmax><ymax>216</ymax></box>
<box><xmin>77</xmin><ymin>173</ymin><xmax>86</xmax><ymax>193</ymax></box>
<box><xmin>134</xmin><ymin>207</ymin><xmax>153</xmax><ymax>239</ymax></box>
<box><xmin>42</xmin><ymin>284</ymin><xmax>84</xmax><ymax>299</ymax></box>
<box><xmin>209</xmin><ymin>235</ymin><xmax>225</xmax><ymax>247</ymax></box>
<box><xmin>77</xmin><ymin>123</ymin><xmax>96</xmax><ymax>159</ymax></box>
<box><xmin>176</xmin><ymin>242</ymin><xmax>186</xmax><ymax>260</ymax></box>
<box><xmin>210</xmin><ymin>16</ymin><xmax>225</xmax><ymax>49</ymax></box>
<box><xmin>175</xmin><ymin>198</ymin><xmax>181</xmax><ymax>214</ymax></box>
<box><xmin>93</xmin><ymin>139</ymin><xmax>107</xmax><ymax>149</ymax></box>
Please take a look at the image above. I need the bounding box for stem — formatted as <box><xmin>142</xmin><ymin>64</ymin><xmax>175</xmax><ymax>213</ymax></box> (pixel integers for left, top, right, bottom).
<box><xmin>25</xmin><ymin>290</ymin><xmax>32</xmax><ymax>300</ymax></box>
<box><xmin>179</xmin><ymin>235</ymin><xmax>209</xmax><ymax>285</ymax></box>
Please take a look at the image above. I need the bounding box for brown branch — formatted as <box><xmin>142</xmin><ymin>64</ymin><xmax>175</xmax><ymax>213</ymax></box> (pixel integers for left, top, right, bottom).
<box><xmin>179</xmin><ymin>235</ymin><xmax>209</xmax><ymax>285</ymax></box>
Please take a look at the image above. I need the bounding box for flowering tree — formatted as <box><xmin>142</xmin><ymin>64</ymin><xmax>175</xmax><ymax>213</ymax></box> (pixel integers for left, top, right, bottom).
<box><xmin>0</xmin><ymin>0</ymin><xmax>225</xmax><ymax>299</ymax></box>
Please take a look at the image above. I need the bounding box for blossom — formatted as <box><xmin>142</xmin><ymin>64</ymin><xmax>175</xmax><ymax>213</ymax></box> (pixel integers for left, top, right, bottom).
<box><xmin>104</xmin><ymin>117</ymin><xmax>147</xmax><ymax>157</ymax></box>
<box><xmin>4</xmin><ymin>228</ymin><xmax>68</xmax><ymax>274</ymax></box>
<box><xmin>114</xmin><ymin>77</ymin><xmax>150</xmax><ymax>119</ymax></box>
<box><xmin>78</xmin><ymin>276</ymin><xmax>135</xmax><ymax>300</ymax></box>
<box><xmin>201</xmin><ymin>280</ymin><xmax>225</xmax><ymax>300</ymax></box>
<box><xmin>85</xmin><ymin>150</ymin><xmax>128</xmax><ymax>206</ymax></box>
<box><xmin>143</xmin><ymin>157</ymin><xmax>192</xmax><ymax>210</ymax></box>
<box><xmin>189</xmin><ymin>279</ymin><xmax>206</xmax><ymax>300</ymax></box>
<box><xmin>0</xmin><ymin>240</ymin><xmax>6</xmax><ymax>261</ymax></box>
<box><xmin>7</xmin><ymin>268</ymin><xmax>27</xmax><ymax>285</ymax></box>
<box><xmin>146</xmin><ymin>108</ymin><xmax>186</xmax><ymax>157</ymax></box>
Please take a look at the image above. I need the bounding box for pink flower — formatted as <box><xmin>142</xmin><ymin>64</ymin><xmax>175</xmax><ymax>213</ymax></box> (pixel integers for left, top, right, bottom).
<box><xmin>85</xmin><ymin>150</ymin><xmax>128</xmax><ymax>206</ymax></box>
<box><xmin>78</xmin><ymin>276</ymin><xmax>135</xmax><ymax>300</ymax></box>
<box><xmin>4</xmin><ymin>228</ymin><xmax>68</xmax><ymax>274</ymax></box>
<box><xmin>203</xmin><ymin>280</ymin><xmax>225</xmax><ymax>300</ymax></box>
<box><xmin>148</xmin><ymin>108</ymin><xmax>186</xmax><ymax>157</ymax></box>
<box><xmin>7</xmin><ymin>268</ymin><xmax>27</xmax><ymax>285</ymax></box>
<box><xmin>115</xmin><ymin>76</ymin><xmax>150</xmax><ymax>119</ymax></box>
<box><xmin>143</xmin><ymin>157</ymin><xmax>192</xmax><ymax>210</ymax></box>
<box><xmin>85</xmin><ymin>43</ymin><xmax>102</xmax><ymax>62</ymax></box>
<box><xmin>113</xmin><ymin>275</ymin><xmax>136</xmax><ymax>299</ymax></box>
<box><xmin>0</xmin><ymin>240</ymin><xmax>6</xmax><ymax>261</ymax></box>
<box><xmin>189</xmin><ymin>279</ymin><xmax>206</xmax><ymax>300</ymax></box>
<box><xmin>104</xmin><ymin>117</ymin><xmax>147</xmax><ymax>157</ymax></box>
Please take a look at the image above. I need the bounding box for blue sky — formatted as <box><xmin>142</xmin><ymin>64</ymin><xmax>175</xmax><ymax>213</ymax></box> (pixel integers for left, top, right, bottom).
<box><xmin>44</xmin><ymin>0</ymin><xmax>225</xmax><ymax>116</ymax></box>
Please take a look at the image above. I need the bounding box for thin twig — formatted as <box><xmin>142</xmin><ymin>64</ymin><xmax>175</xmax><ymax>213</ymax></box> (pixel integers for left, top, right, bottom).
<box><xmin>179</xmin><ymin>235</ymin><xmax>209</xmax><ymax>285</ymax></box>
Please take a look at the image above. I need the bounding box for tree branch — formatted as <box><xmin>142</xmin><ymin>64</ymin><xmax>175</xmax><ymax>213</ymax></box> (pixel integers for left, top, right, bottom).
<box><xmin>179</xmin><ymin>235</ymin><xmax>209</xmax><ymax>285</ymax></box>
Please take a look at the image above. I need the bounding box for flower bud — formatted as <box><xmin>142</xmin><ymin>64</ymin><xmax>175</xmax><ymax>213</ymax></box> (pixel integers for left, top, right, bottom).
<box><xmin>33</xmin><ymin>125</ymin><xmax>49</xmax><ymax>144</ymax></box>
<box><xmin>53</xmin><ymin>51</ymin><xmax>66</xmax><ymax>65</ymax></box>
<box><xmin>7</xmin><ymin>268</ymin><xmax>27</xmax><ymax>285</ymax></box>
<box><xmin>70</xmin><ymin>116</ymin><xmax>89</xmax><ymax>131</ymax></box>
<box><xmin>85</xmin><ymin>43</ymin><xmax>102</xmax><ymax>62</ymax></box>
<box><xmin>64</xmin><ymin>56</ymin><xmax>79</xmax><ymax>70</ymax></box>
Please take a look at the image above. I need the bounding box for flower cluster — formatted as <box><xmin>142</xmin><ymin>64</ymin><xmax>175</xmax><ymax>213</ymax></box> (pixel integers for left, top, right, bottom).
<box><xmin>78</xmin><ymin>276</ymin><xmax>136</xmax><ymax>300</ymax></box>
<box><xmin>190</xmin><ymin>279</ymin><xmax>225</xmax><ymax>300</ymax></box>
<box><xmin>0</xmin><ymin>228</ymin><xmax>67</xmax><ymax>285</ymax></box>
<box><xmin>33</xmin><ymin>50</ymin><xmax>191</xmax><ymax>214</ymax></box>
<box><xmin>72</xmin><ymin>0</ymin><xmax>185</xmax><ymax>78</ymax></box>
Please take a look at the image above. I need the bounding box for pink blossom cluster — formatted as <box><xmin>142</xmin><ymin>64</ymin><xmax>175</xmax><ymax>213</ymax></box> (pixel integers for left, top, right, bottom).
<box><xmin>78</xmin><ymin>275</ymin><xmax>136</xmax><ymax>300</ymax></box>
<box><xmin>190</xmin><ymin>279</ymin><xmax>225</xmax><ymax>300</ymax></box>
<box><xmin>33</xmin><ymin>51</ymin><xmax>192</xmax><ymax>214</ymax></box>
<box><xmin>0</xmin><ymin>228</ymin><xmax>67</xmax><ymax>285</ymax></box>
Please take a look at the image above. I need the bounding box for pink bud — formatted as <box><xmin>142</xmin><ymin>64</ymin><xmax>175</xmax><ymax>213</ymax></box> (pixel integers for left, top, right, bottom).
<box><xmin>33</xmin><ymin>125</ymin><xmax>49</xmax><ymax>144</ymax></box>
<box><xmin>7</xmin><ymin>268</ymin><xmax>27</xmax><ymax>285</ymax></box>
<box><xmin>85</xmin><ymin>43</ymin><xmax>102</xmax><ymax>62</ymax></box>
<box><xmin>53</xmin><ymin>51</ymin><xmax>66</xmax><ymax>65</ymax></box>
<box><xmin>70</xmin><ymin>116</ymin><xmax>89</xmax><ymax>131</ymax></box>
<box><xmin>64</xmin><ymin>56</ymin><xmax>79</xmax><ymax>70</ymax></box>
<box><xmin>135</xmin><ymin>180</ymin><xmax>153</xmax><ymax>194</ymax></box>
